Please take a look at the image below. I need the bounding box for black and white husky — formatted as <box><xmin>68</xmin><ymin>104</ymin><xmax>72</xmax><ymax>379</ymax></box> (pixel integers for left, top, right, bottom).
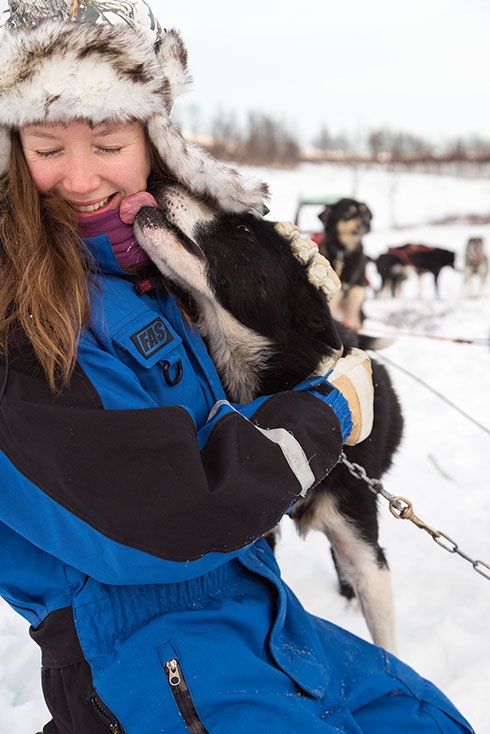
<box><xmin>133</xmin><ymin>185</ymin><xmax>404</xmax><ymax>654</ymax></box>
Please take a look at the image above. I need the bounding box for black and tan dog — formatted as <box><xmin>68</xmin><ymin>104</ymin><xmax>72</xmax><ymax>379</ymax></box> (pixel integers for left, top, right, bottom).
<box><xmin>317</xmin><ymin>198</ymin><xmax>373</xmax><ymax>330</ymax></box>
<box><xmin>131</xmin><ymin>185</ymin><xmax>404</xmax><ymax>653</ymax></box>
<box><xmin>463</xmin><ymin>237</ymin><xmax>488</xmax><ymax>297</ymax></box>
<box><xmin>376</xmin><ymin>253</ymin><xmax>409</xmax><ymax>298</ymax></box>
<box><xmin>376</xmin><ymin>244</ymin><xmax>455</xmax><ymax>299</ymax></box>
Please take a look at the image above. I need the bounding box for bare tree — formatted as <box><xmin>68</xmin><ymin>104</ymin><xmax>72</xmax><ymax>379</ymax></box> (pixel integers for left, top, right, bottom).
<box><xmin>466</xmin><ymin>135</ymin><xmax>490</xmax><ymax>158</ymax></box>
<box><xmin>312</xmin><ymin>125</ymin><xmax>331</xmax><ymax>153</ymax></box>
<box><xmin>189</xmin><ymin>108</ymin><xmax>490</xmax><ymax>168</ymax></box>
<box><xmin>368</xmin><ymin>129</ymin><xmax>389</xmax><ymax>160</ymax></box>
<box><xmin>242</xmin><ymin>112</ymin><xmax>300</xmax><ymax>166</ymax></box>
<box><xmin>209</xmin><ymin>108</ymin><xmax>241</xmax><ymax>159</ymax></box>
<box><xmin>445</xmin><ymin>137</ymin><xmax>468</xmax><ymax>161</ymax></box>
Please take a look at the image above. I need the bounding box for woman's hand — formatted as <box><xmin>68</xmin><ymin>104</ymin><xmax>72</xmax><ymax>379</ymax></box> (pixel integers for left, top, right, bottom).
<box><xmin>295</xmin><ymin>348</ymin><xmax>374</xmax><ymax>446</ymax></box>
<box><xmin>309</xmin><ymin>348</ymin><xmax>374</xmax><ymax>446</ymax></box>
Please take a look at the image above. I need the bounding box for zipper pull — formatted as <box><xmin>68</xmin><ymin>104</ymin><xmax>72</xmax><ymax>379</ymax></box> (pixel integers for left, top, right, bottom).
<box><xmin>166</xmin><ymin>658</ymin><xmax>181</xmax><ymax>686</ymax></box>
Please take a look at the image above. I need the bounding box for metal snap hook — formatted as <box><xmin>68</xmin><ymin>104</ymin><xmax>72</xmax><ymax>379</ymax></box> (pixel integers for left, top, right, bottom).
<box><xmin>162</xmin><ymin>360</ymin><xmax>183</xmax><ymax>386</ymax></box>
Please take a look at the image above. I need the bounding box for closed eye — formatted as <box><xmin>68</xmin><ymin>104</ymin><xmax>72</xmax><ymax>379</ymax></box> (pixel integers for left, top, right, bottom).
<box><xmin>35</xmin><ymin>147</ymin><xmax>123</xmax><ymax>158</ymax></box>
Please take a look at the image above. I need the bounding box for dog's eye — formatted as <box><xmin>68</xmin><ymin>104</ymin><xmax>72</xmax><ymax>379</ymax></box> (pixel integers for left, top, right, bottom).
<box><xmin>236</xmin><ymin>224</ymin><xmax>252</xmax><ymax>234</ymax></box>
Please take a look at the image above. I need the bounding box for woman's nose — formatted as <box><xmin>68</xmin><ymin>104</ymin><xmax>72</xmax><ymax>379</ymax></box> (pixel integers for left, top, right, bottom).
<box><xmin>61</xmin><ymin>154</ymin><xmax>102</xmax><ymax>195</ymax></box>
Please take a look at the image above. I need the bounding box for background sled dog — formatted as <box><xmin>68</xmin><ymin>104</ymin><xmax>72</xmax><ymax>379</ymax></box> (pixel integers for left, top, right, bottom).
<box><xmin>132</xmin><ymin>185</ymin><xmax>404</xmax><ymax>654</ymax></box>
<box><xmin>463</xmin><ymin>237</ymin><xmax>488</xmax><ymax>297</ymax></box>
<box><xmin>317</xmin><ymin>198</ymin><xmax>373</xmax><ymax>329</ymax></box>
<box><xmin>376</xmin><ymin>244</ymin><xmax>455</xmax><ymax>298</ymax></box>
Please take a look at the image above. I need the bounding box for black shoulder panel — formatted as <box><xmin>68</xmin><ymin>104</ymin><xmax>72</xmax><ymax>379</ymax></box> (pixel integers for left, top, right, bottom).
<box><xmin>0</xmin><ymin>335</ymin><xmax>301</xmax><ymax>562</ymax></box>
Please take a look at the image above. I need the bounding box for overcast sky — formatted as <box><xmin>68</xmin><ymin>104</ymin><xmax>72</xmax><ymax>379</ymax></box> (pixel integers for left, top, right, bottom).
<box><xmin>157</xmin><ymin>0</ymin><xmax>490</xmax><ymax>146</ymax></box>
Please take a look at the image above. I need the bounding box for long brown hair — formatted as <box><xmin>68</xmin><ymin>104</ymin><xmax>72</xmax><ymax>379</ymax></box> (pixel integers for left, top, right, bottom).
<box><xmin>0</xmin><ymin>131</ymin><xmax>93</xmax><ymax>391</ymax></box>
<box><xmin>0</xmin><ymin>129</ymin><xmax>172</xmax><ymax>392</ymax></box>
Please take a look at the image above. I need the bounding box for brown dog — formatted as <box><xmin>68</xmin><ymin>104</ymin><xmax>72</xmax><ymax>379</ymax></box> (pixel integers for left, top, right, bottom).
<box><xmin>317</xmin><ymin>198</ymin><xmax>373</xmax><ymax>330</ymax></box>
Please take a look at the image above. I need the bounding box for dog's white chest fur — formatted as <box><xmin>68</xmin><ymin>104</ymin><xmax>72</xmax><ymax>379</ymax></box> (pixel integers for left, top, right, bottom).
<box><xmin>197</xmin><ymin>299</ymin><xmax>272</xmax><ymax>404</ymax></box>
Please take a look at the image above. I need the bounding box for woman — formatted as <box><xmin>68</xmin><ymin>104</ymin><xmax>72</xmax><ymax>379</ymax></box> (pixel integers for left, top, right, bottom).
<box><xmin>0</xmin><ymin>2</ymin><xmax>473</xmax><ymax>733</ymax></box>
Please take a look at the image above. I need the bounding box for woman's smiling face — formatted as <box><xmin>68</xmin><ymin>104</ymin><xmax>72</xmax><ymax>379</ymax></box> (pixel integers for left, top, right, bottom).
<box><xmin>19</xmin><ymin>120</ymin><xmax>151</xmax><ymax>217</ymax></box>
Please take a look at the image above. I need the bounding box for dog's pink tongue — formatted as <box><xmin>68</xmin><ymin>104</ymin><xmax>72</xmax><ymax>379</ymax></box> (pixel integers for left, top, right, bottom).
<box><xmin>119</xmin><ymin>192</ymin><xmax>158</xmax><ymax>224</ymax></box>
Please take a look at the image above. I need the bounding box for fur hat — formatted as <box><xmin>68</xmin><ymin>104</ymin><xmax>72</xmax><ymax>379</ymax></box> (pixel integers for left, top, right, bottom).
<box><xmin>0</xmin><ymin>0</ymin><xmax>269</xmax><ymax>215</ymax></box>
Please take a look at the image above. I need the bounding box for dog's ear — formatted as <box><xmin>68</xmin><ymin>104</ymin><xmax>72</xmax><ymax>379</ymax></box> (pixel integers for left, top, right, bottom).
<box><xmin>318</xmin><ymin>205</ymin><xmax>332</xmax><ymax>226</ymax></box>
<box><xmin>359</xmin><ymin>203</ymin><xmax>373</xmax><ymax>221</ymax></box>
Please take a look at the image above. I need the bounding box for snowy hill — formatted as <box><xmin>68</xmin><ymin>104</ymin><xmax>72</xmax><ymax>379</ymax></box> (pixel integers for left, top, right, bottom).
<box><xmin>1</xmin><ymin>162</ymin><xmax>489</xmax><ymax>734</ymax></box>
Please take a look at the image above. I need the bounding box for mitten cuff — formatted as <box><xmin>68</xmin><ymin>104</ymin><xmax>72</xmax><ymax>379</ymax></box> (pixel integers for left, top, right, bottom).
<box><xmin>310</xmin><ymin>383</ymin><xmax>353</xmax><ymax>443</ymax></box>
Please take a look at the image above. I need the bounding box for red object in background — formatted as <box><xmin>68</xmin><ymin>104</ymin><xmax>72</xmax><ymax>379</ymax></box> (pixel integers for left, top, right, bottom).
<box><xmin>388</xmin><ymin>243</ymin><xmax>434</xmax><ymax>264</ymax></box>
<box><xmin>311</xmin><ymin>232</ymin><xmax>324</xmax><ymax>246</ymax></box>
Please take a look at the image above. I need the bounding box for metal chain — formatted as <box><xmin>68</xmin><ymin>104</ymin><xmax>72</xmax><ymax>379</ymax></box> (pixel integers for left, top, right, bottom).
<box><xmin>340</xmin><ymin>452</ymin><xmax>490</xmax><ymax>582</ymax></box>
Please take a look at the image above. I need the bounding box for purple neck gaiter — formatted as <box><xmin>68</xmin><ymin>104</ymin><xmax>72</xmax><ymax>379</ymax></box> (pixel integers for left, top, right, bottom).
<box><xmin>77</xmin><ymin>208</ymin><xmax>152</xmax><ymax>269</ymax></box>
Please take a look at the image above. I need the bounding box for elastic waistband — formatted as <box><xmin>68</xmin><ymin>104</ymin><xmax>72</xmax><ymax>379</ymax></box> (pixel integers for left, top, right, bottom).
<box><xmin>74</xmin><ymin>559</ymin><xmax>245</xmax><ymax>662</ymax></box>
<box><xmin>30</xmin><ymin>554</ymin><xmax>270</xmax><ymax>668</ymax></box>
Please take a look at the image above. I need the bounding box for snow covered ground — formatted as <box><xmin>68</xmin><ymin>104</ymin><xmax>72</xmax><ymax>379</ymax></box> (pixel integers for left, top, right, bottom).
<box><xmin>1</xmin><ymin>162</ymin><xmax>489</xmax><ymax>733</ymax></box>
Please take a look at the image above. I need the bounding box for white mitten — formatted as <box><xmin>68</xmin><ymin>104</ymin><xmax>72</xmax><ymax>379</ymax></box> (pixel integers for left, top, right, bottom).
<box><xmin>274</xmin><ymin>221</ymin><xmax>341</xmax><ymax>301</ymax></box>
<box><xmin>327</xmin><ymin>348</ymin><xmax>374</xmax><ymax>445</ymax></box>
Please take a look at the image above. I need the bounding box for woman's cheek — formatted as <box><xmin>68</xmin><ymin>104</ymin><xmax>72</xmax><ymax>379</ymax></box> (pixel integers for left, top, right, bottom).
<box><xmin>25</xmin><ymin>159</ymin><xmax>56</xmax><ymax>193</ymax></box>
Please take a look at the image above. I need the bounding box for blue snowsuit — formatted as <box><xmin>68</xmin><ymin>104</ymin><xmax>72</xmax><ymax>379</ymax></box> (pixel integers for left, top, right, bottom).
<box><xmin>0</xmin><ymin>232</ymin><xmax>473</xmax><ymax>734</ymax></box>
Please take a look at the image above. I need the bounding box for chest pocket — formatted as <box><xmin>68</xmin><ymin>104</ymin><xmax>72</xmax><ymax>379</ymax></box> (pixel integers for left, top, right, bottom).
<box><xmin>90</xmin><ymin>277</ymin><xmax>213</xmax><ymax>424</ymax></box>
<box><xmin>110</xmin><ymin>308</ymin><xmax>213</xmax><ymax>425</ymax></box>
<box><xmin>111</xmin><ymin>312</ymin><xmax>184</xmax><ymax>386</ymax></box>
<box><xmin>110</xmin><ymin>310</ymin><xmax>184</xmax><ymax>387</ymax></box>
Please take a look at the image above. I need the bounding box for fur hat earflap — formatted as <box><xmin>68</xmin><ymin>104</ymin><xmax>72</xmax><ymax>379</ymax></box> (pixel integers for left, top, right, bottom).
<box><xmin>155</xmin><ymin>30</ymin><xmax>192</xmax><ymax>110</ymax></box>
<box><xmin>0</xmin><ymin>0</ymin><xmax>269</xmax><ymax>216</ymax></box>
